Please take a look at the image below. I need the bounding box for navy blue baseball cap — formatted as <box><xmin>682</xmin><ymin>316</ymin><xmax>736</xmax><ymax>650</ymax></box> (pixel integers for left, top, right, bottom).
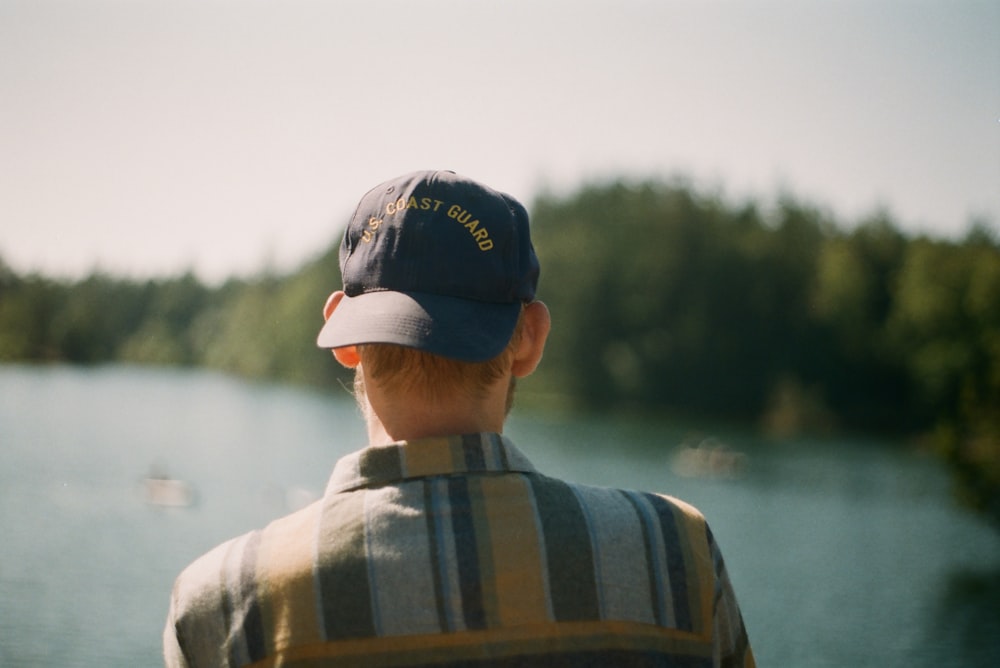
<box><xmin>316</xmin><ymin>170</ymin><xmax>540</xmax><ymax>362</ymax></box>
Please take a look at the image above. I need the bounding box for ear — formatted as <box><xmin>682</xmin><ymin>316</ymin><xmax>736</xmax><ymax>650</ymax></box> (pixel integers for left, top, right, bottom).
<box><xmin>323</xmin><ymin>290</ymin><xmax>345</xmax><ymax>321</ymax></box>
<box><xmin>322</xmin><ymin>290</ymin><xmax>361</xmax><ymax>368</ymax></box>
<box><xmin>332</xmin><ymin>345</ymin><xmax>361</xmax><ymax>368</ymax></box>
<box><xmin>511</xmin><ymin>301</ymin><xmax>551</xmax><ymax>378</ymax></box>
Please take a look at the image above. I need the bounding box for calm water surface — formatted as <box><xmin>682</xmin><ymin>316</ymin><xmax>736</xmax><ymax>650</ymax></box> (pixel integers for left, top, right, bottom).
<box><xmin>1</xmin><ymin>364</ymin><xmax>997</xmax><ymax>666</ymax></box>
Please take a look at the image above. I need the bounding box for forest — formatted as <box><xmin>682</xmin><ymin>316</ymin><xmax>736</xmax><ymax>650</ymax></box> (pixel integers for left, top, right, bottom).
<box><xmin>2</xmin><ymin>178</ymin><xmax>998</xmax><ymax>528</ymax></box>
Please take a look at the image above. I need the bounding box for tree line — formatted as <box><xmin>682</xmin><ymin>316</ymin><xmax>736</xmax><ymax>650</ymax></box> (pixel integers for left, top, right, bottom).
<box><xmin>1</xmin><ymin>178</ymin><xmax>998</xmax><ymax>527</ymax></box>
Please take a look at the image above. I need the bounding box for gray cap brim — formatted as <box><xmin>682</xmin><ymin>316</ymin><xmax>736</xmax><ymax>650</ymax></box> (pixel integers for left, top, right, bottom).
<box><xmin>316</xmin><ymin>290</ymin><xmax>521</xmax><ymax>362</ymax></box>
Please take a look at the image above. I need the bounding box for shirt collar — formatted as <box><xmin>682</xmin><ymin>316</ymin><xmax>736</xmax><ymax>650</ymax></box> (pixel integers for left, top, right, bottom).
<box><xmin>326</xmin><ymin>433</ymin><xmax>538</xmax><ymax>495</ymax></box>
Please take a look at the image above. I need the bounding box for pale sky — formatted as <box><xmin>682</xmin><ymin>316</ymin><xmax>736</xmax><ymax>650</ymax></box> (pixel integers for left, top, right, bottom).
<box><xmin>2</xmin><ymin>0</ymin><xmax>998</xmax><ymax>283</ymax></box>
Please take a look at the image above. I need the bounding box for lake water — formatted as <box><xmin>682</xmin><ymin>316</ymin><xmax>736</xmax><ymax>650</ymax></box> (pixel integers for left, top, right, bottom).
<box><xmin>1</xmin><ymin>364</ymin><xmax>998</xmax><ymax>667</ymax></box>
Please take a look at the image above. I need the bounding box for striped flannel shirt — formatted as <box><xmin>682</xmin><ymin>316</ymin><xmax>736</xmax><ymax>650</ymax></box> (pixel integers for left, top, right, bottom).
<box><xmin>164</xmin><ymin>433</ymin><xmax>754</xmax><ymax>667</ymax></box>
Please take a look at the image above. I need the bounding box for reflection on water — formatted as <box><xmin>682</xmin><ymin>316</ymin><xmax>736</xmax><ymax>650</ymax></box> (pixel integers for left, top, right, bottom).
<box><xmin>1</xmin><ymin>364</ymin><xmax>998</xmax><ymax>667</ymax></box>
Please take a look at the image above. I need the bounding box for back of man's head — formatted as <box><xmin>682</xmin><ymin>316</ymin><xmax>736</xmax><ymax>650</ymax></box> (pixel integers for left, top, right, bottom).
<box><xmin>317</xmin><ymin>170</ymin><xmax>540</xmax><ymax>363</ymax></box>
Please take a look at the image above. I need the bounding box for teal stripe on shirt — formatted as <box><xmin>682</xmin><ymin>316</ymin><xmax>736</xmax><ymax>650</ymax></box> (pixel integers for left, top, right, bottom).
<box><xmin>624</xmin><ymin>490</ymin><xmax>670</xmax><ymax>627</ymax></box>
<box><xmin>447</xmin><ymin>475</ymin><xmax>487</xmax><ymax>630</ymax></box>
<box><xmin>529</xmin><ymin>475</ymin><xmax>600</xmax><ymax>621</ymax></box>
<box><xmin>427</xmin><ymin>476</ymin><xmax>466</xmax><ymax>632</ymax></box>
<box><xmin>461</xmin><ymin>433</ymin><xmax>488</xmax><ymax>470</ymax></box>
<box><xmin>423</xmin><ymin>479</ymin><xmax>451</xmax><ymax>632</ymax></box>
<box><xmin>648</xmin><ymin>493</ymin><xmax>693</xmax><ymax>631</ymax></box>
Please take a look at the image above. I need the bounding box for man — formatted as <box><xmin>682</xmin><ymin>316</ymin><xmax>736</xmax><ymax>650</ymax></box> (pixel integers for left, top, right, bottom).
<box><xmin>164</xmin><ymin>170</ymin><xmax>754</xmax><ymax>667</ymax></box>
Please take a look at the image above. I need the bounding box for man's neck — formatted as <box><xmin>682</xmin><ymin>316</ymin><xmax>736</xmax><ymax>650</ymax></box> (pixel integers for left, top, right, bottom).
<box><xmin>359</xmin><ymin>371</ymin><xmax>508</xmax><ymax>445</ymax></box>
<box><xmin>365</xmin><ymin>409</ymin><xmax>502</xmax><ymax>446</ymax></box>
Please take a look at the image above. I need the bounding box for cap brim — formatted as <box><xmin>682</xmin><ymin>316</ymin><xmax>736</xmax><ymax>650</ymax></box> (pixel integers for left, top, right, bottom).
<box><xmin>316</xmin><ymin>291</ymin><xmax>521</xmax><ymax>362</ymax></box>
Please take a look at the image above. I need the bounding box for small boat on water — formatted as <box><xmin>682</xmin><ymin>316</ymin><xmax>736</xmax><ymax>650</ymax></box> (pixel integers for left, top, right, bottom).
<box><xmin>671</xmin><ymin>438</ymin><xmax>747</xmax><ymax>479</ymax></box>
<box><xmin>142</xmin><ymin>469</ymin><xmax>196</xmax><ymax>507</ymax></box>
<box><xmin>144</xmin><ymin>476</ymin><xmax>195</xmax><ymax>507</ymax></box>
